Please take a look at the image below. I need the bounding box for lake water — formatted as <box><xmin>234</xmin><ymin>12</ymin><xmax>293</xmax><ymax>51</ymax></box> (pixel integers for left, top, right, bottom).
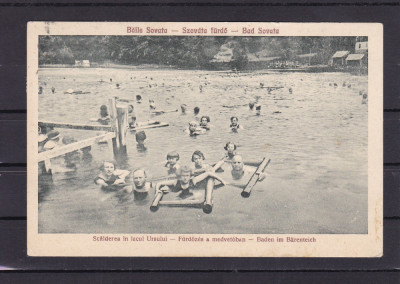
<box><xmin>38</xmin><ymin>67</ymin><xmax>368</xmax><ymax>234</ymax></box>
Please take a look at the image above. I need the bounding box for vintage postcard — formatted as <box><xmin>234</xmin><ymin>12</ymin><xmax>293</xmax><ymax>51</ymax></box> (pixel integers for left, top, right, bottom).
<box><xmin>27</xmin><ymin>22</ymin><xmax>383</xmax><ymax>257</ymax></box>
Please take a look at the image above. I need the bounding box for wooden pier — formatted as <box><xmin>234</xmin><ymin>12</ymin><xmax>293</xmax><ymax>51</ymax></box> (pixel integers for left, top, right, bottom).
<box><xmin>38</xmin><ymin>97</ymin><xmax>130</xmax><ymax>174</ymax></box>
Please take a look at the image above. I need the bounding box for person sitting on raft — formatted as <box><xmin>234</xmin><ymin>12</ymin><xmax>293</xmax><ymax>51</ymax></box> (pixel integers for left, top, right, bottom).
<box><xmin>199</xmin><ymin>116</ymin><xmax>211</xmax><ymax>130</ymax></box>
<box><xmin>185</xmin><ymin>121</ymin><xmax>206</xmax><ymax>136</ymax></box>
<box><xmin>94</xmin><ymin>160</ymin><xmax>130</xmax><ymax>191</ymax></box>
<box><xmin>165</xmin><ymin>151</ymin><xmax>181</xmax><ymax>175</ymax></box>
<box><xmin>155</xmin><ymin>166</ymin><xmax>226</xmax><ymax>199</ymax></box>
<box><xmin>190</xmin><ymin>150</ymin><xmax>211</xmax><ymax>175</ymax></box>
<box><xmin>132</xmin><ymin>168</ymin><xmax>152</xmax><ymax>197</ymax></box>
<box><xmin>230</xmin><ymin>116</ymin><xmax>243</xmax><ymax>132</ymax></box>
<box><xmin>98</xmin><ymin>105</ymin><xmax>110</xmax><ymax>125</ymax></box>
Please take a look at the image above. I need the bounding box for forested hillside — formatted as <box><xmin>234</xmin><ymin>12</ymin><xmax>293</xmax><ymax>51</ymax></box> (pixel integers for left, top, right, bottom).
<box><xmin>39</xmin><ymin>36</ymin><xmax>358</xmax><ymax>69</ymax></box>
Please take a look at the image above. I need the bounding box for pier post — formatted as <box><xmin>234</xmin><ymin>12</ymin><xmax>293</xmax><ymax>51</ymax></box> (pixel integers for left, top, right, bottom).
<box><xmin>109</xmin><ymin>97</ymin><xmax>128</xmax><ymax>159</ymax></box>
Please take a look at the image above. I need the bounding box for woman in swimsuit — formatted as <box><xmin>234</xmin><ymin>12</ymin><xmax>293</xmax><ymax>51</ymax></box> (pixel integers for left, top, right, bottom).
<box><xmin>230</xmin><ymin>116</ymin><xmax>243</xmax><ymax>132</ymax></box>
<box><xmin>190</xmin><ymin>150</ymin><xmax>211</xmax><ymax>175</ymax></box>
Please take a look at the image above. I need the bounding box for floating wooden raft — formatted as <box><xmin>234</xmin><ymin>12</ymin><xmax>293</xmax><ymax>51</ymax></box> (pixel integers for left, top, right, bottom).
<box><xmin>130</xmin><ymin>122</ymin><xmax>169</xmax><ymax>131</ymax></box>
<box><xmin>241</xmin><ymin>157</ymin><xmax>271</xmax><ymax>198</ymax></box>
<box><xmin>150</xmin><ymin>177</ymin><xmax>215</xmax><ymax>214</ymax></box>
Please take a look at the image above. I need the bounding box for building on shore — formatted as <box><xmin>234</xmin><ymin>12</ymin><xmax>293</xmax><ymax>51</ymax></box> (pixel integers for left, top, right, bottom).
<box><xmin>74</xmin><ymin>60</ymin><xmax>91</xmax><ymax>67</ymax></box>
<box><xmin>346</xmin><ymin>53</ymin><xmax>367</xmax><ymax>67</ymax></box>
<box><xmin>330</xmin><ymin>51</ymin><xmax>350</xmax><ymax>66</ymax></box>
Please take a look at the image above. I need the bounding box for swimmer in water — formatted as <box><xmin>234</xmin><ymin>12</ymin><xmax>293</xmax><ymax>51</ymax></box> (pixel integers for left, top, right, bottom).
<box><xmin>216</xmin><ymin>155</ymin><xmax>266</xmax><ymax>188</ymax></box>
<box><xmin>94</xmin><ymin>160</ymin><xmax>130</xmax><ymax>191</ymax></box>
<box><xmin>149</xmin><ymin>99</ymin><xmax>156</xmax><ymax>110</ymax></box>
<box><xmin>194</xmin><ymin>106</ymin><xmax>200</xmax><ymax>116</ymax></box>
<box><xmin>135</xmin><ymin>131</ymin><xmax>147</xmax><ymax>152</ymax></box>
<box><xmin>128</xmin><ymin>104</ymin><xmax>137</xmax><ymax>128</ymax></box>
<box><xmin>186</xmin><ymin>121</ymin><xmax>206</xmax><ymax>136</ymax></box>
<box><xmin>180</xmin><ymin>104</ymin><xmax>187</xmax><ymax>114</ymax></box>
<box><xmin>132</xmin><ymin>168</ymin><xmax>152</xmax><ymax>197</ymax></box>
<box><xmin>98</xmin><ymin>105</ymin><xmax>110</xmax><ymax>125</ymax></box>
<box><xmin>136</xmin><ymin>95</ymin><xmax>142</xmax><ymax>103</ymax></box>
<box><xmin>223</xmin><ymin>142</ymin><xmax>238</xmax><ymax>161</ymax></box>
<box><xmin>165</xmin><ymin>151</ymin><xmax>181</xmax><ymax>175</ymax></box>
<box><xmin>190</xmin><ymin>150</ymin><xmax>211</xmax><ymax>175</ymax></box>
<box><xmin>155</xmin><ymin>166</ymin><xmax>226</xmax><ymax>199</ymax></box>
<box><xmin>230</xmin><ymin>116</ymin><xmax>243</xmax><ymax>132</ymax></box>
<box><xmin>199</xmin><ymin>116</ymin><xmax>211</xmax><ymax>130</ymax></box>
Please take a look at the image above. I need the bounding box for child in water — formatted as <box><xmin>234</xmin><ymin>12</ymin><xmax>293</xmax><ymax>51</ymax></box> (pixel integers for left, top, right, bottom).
<box><xmin>165</xmin><ymin>151</ymin><xmax>181</xmax><ymax>175</ymax></box>
<box><xmin>223</xmin><ymin>142</ymin><xmax>238</xmax><ymax>161</ymax></box>
<box><xmin>94</xmin><ymin>160</ymin><xmax>130</xmax><ymax>191</ymax></box>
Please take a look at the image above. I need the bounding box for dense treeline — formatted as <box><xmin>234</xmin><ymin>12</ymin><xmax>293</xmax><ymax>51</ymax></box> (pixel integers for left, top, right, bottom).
<box><xmin>39</xmin><ymin>36</ymin><xmax>359</xmax><ymax>69</ymax></box>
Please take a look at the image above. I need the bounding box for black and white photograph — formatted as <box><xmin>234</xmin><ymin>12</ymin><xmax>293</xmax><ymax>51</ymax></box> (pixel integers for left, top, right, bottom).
<box><xmin>27</xmin><ymin>22</ymin><xmax>382</xmax><ymax>257</ymax></box>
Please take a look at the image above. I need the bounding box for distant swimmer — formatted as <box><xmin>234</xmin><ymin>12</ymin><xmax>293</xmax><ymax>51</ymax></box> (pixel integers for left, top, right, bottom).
<box><xmin>132</xmin><ymin>169</ymin><xmax>152</xmax><ymax>198</ymax></box>
<box><xmin>155</xmin><ymin>166</ymin><xmax>226</xmax><ymax>199</ymax></box>
<box><xmin>180</xmin><ymin>104</ymin><xmax>187</xmax><ymax>114</ymax></box>
<box><xmin>288</xmin><ymin>87</ymin><xmax>293</xmax><ymax>94</ymax></box>
<box><xmin>116</xmin><ymin>83</ymin><xmax>120</xmax><ymax>89</ymax></box>
<box><xmin>38</xmin><ymin>86</ymin><xmax>43</xmax><ymax>94</ymax></box>
<box><xmin>230</xmin><ymin>116</ymin><xmax>243</xmax><ymax>132</ymax></box>
<box><xmin>110</xmin><ymin>78</ymin><xmax>112</xmax><ymax>82</ymax></box>
<box><xmin>136</xmin><ymin>95</ymin><xmax>142</xmax><ymax>103</ymax></box>
<box><xmin>194</xmin><ymin>106</ymin><xmax>200</xmax><ymax>117</ymax></box>
<box><xmin>260</xmin><ymin>83</ymin><xmax>264</xmax><ymax>88</ymax></box>
<box><xmin>135</xmin><ymin>131</ymin><xmax>147</xmax><ymax>152</ymax></box>
<box><xmin>51</xmin><ymin>87</ymin><xmax>55</xmax><ymax>94</ymax></box>
<box><xmin>98</xmin><ymin>105</ymin><xmax>110</xmax><ymax>125</ymax></box>
<box><xmin>362</xmin><ymin>93</ymin><xmax>368</xmax><ymax>104</ymax></box>
<box><xmin>223</xmin><ymin>142</ymin><xmax>238</xmax><ymax>161</ymax></box>
<box><xmin>333</xmin><ymin>83</ymin><xmax>338</xmax><ymax>87</ymax></box>
<box><xmin>199</xmin><ymin>85</ymin><xmax>203</xmax><ymax>92</ymax></box>
<box><xmin>165</xmin><ymin>151</ymin><xmax>181</xmax><ymax>175</ymax></box>
<box><xmin>186</xmin><ymin>121</ymin><xmax>206</xmax><ymax>136</ymax></box>
<box><xmin>94</xmin><ymin>160</ymin><xmax>130</xmax><ymax>192</ymax></box>
<box><xmin>255</xmin><ymin>104</ymin><xmax>261</xmax><ymax>115</ymax></box>
<box><xmin>217</xmin><ymin>155</ymin><xmax>266</xmax><ymax>188</ymax></box>
<box><xmin>199</xmin><ymin>116</ymin><xmax>211</xmax><ymax>130</ymax></box>
<box><xmin>249</xmin><ymin>102</ymin><xmax>255</xmax><ymax>110</ymax></box>
<box><xmin>347</xmin><ymin>84</ymin><xmax>351</xmax><ymax>88</ymax></box>
<box><xmin>190</xmin><ymin>150</ymin><xmax>211</xmax><ymax>175</ymax></box>
<box><xmin>149</xmin><ymin>99</ymin><xmax>156</xmax><ymax>110</ymax></box>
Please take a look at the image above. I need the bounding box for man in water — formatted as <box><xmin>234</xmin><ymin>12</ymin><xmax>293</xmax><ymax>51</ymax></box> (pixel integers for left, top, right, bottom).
<box><xmin>131</xmin><ymin>169</ymin><xmax>152</xmax><ymax>198</ymax></box>
<box><xmin>218</xmin><ymin>155</ymin><xmax>266</xmax><ymax>188</ymax></box>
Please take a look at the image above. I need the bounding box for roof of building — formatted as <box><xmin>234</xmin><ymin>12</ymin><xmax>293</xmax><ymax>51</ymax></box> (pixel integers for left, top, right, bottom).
<box><xmin>332</xmin><ymin>51</ymin><xmax>350</xmax><ymax>58</ymax></box>
<box><xmin>297</xmin><ymin>53</ymin><xmax>318</xmax><ymax>58</ymax></box>
<box><xmin>346</xmin><ymin>54</ymin><xmax>365</xmax><ymax>61</ymax></box>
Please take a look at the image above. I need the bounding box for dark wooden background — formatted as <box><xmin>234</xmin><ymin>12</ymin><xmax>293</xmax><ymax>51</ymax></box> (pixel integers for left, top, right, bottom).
<box><xmin>0</xmin><ymin>1</ymin><xmax>398</xmax><ymax>282</ymax></box>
